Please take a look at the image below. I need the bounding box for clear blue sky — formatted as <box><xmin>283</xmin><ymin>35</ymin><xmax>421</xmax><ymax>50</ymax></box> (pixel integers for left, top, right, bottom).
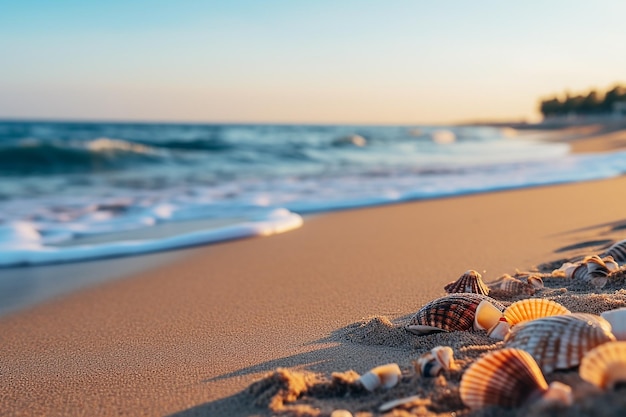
<box><xmin>1</xmin><ymin>0</ymin><xmax>625</xmax><ymax>123</ymax></box>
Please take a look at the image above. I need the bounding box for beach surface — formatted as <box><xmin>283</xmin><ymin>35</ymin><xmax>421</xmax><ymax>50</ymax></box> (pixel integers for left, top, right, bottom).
<box><xmin>3</xmin><ymin>130</ymin><xmax>626</xmax><ymax>416</ymax></box>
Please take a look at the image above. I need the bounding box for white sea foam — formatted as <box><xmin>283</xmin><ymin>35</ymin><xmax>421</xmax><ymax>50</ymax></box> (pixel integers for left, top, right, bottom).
<box><xmin>0</xmin><ymin>209</ymin><xmax>302</xmax><ymax>267</ymax></box>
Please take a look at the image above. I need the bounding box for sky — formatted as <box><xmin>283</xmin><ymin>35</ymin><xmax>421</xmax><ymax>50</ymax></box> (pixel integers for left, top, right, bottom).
<box><xmin>1</xmin><ymin>0</ymin><xmax>625</xmax><ymax>124</ymax></box>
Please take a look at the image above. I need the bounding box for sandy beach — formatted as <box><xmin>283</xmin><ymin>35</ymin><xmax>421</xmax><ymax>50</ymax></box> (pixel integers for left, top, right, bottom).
<box><xmin>3</xmin><ymin>129</ymin><xmax>626</xmax><ymax>416</ymax></box>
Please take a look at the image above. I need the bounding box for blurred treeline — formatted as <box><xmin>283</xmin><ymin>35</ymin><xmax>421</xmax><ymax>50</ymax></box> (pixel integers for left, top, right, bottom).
<box><xmin>540</xmin><ymin>84</ymin><xmax>626</xmax><ymax>117</ymax></box>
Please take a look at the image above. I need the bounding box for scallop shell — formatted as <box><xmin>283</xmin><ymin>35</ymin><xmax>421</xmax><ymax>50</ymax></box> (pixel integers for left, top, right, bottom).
<box><xmin>579</xmin><ymin>341</ymin><xmax>626</xmax><ymax>389</ymax></box>
<box><xmin>406</xmin><ymin>293</ymin><xmax>505</xmax><ymax>335</ymax></box>
<box><xmin>358</xmin><ymin>363</ymin><xmax>401</xmax><ymax>391</ymax></box>
<box><xmin>416</xmin><ymin>346</ymin><xmax>458</xmax><ymax>377</ymax></box>
<box><xmin>460</xmin><ymin>348</ymin><xmax>572</xmax><ymax>409</ymax></box>
<box><xmin>488</xmin><ymin>274</ymin><xmax>536</xmax><ymax>295</ymax></box>
<box><xmin>601</xmin><ymin>308</ymin><xmax>626</xmax><ymax>341</ymax></box>
<box><xmin>504</xmin><ymin>313</ymin><xmax>616</xmax><ymax>373</ymax></box>
<box><xmin>444</xmin><ymin>270</ymin><xmax>490</xmax><ymax>296</ymax></box>
<box><xmin>504</xmin><ymin>299</ymin><xmax>571</xmax><ymax>327</ymax></box>
<box><xmin>602</xmin><ymin>239</ymin><xmax>626</xmax><ymax>264</ymax></box>
<box><xmin>562</xmin><ymin>256</ymin><xmax>610</xmax><ymax>288</ymax></box>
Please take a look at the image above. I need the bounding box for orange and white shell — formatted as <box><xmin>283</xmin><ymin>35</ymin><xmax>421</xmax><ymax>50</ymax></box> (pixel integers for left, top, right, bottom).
<box><xmin>444</xmin><ymin>270</ymin><xmax>490</xmax><ymax>296</ymax></box>
<box><xmin>602</xmin><ymin>239</ymin><xmax>626</xmax><ymax>264</ymax></box>
<box><xmin>504</xmin><ymin>313</ymin><xmax>616</xmax><ymax>373</ymax></box>
<box><xmin>406</xmin><ymin>293</ymin><xmax>505</xmax><ymax>335</ymax></box>
<box><xmin>460</xmin><ymin>348</ymin><xmax>572</xmax><ymax>409</ymax></box>
<box><xmin>358</xmin><ymin>363</ymin><xmax>401</xmax><ymax>391</ymax></box>
<box><xmin>579</xmin><ymin>341</ymin><xmax>626</xmax><ymax>390</ymax></box>
<box><xmin>416</xmin><ymin>346</ymin><xmax>458</xmax><ymax>377</ymax></box>
<box><xmin>504</xmin><ymin>299</ymin><xmax>571</xmax><ymax>327</ymax></box>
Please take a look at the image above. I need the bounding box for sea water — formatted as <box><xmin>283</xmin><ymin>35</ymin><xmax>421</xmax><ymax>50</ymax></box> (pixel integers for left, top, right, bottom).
<box><xmin>0</xmin><ymin>121</ymin><xmax>625</xmax><ymax>267</ymax></box>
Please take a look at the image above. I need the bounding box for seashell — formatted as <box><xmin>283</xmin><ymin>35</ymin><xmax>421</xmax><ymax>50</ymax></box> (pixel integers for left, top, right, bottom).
<box><xmin>488</xmin><ymin>274</ymin><xmax>536</xmax><ymax>295</ymax></box>
<box><xmin>444</xmin><ymin>270</ymin><xmax>490</xmax><ymax>295</ymax></box>
<box><xmin>602</xmin><ymin>239</ymin><xmax>626</xmax><ymax>264</ymax></box>
<box><xmin>487</xmin><ymin>316</ymin><xmax>511</xmax><ymax>340</ymax></box>
<box><xmin>330</xmin><ymin>411</ymin><xmax>353</xmax><ymax>417</ymax></box>
<box><xmin>601</xmin><ymin>308</ymin><xmax>626</xmax><ymax>341</ymax></box>
<box><xmin>416</xmin><ymin>346</ymin><xmax>458</xmax><ymax>377</ymax></box>
<box><xmin>460</xmin><ymin>348</ymin><xmax>572</xmax><ymax>409</ymax></box>
<box><xmin>504</xmin><ymin>313</ymin><xmax>616</xmax><ymax>373</ymax></box>
<box><xmin>358</xmin><ymin>363</ymin><xmax>401</xmax><ymax>391</ymax></box>
<box><xmin>406</xmin><ymin>293</ymin><xmax>505</xmax><ymax>335</ymax></box>
<box><xmin>579</xmin><ymin>341</ymin><xmax>626</xmax><ymax>390</ymax></box>
<box><xmin>561</xmin><ymin>256</ymin><xmax>610</xmax><ymax>288</ymax></box>
<box><xmin>603</xmin><ymin>255</ymin><xmax>619</xmax><ymax>272</ymax></box>
<box><xmin>504</xmin><ymin>299</ymin><xmax>571</xmax><ymax>327</ymax></box>
<box><xmin>378</xmin><ymin>395</ymin><xmax>430</xmax><ymax>412</ymax></box>
<box><xmin>527</xmin><ymin>275</ymin><xmax>544</xmax><ymax>289</ymax></box>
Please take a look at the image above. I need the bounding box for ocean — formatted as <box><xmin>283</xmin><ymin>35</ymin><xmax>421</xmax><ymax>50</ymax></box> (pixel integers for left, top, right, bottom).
<box><xmin>1</xmin><ymin>120</ymin><xmax>625</xmax><ymax>267</ymax></box>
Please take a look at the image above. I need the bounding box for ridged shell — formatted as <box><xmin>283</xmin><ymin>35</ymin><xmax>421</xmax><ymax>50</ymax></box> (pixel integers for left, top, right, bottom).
<box><xmin>504</xmin><ymin>299</ymin><xmax>571</xmax><ymax>327</ymax></box>
<box><xmin>460</xmin><ymin>348</ymin><xmax>549</xmax><ymax>409</ymax></box>
<box><xmin>488</xmin><ymin>274</ymin><xmax>535</xmax><ymax>295</ymax></box>
<box><xmin>528</xmin><ymin>275</ymin><xmax>544</xmax><ymax>289</ymax></box>
<box><xmin>444</xmin><ymin>270</ymin><xmax>490</xmax><ymax>296</ymax></box>
<box><xmin>563</xmin><ymin>256</ymin><xmax>610</xmax><ymax>288</ymax></box>
<box><xmin>504</xmin><ymin>313</ymin><xmax>616</xmax><ymax>373</ymax></box>
<box><xmin>602</xmin><ymin>239</ymin><xmax>626</xmax><ymax>264</ymax></box>
<box><xmin>579</xmin><ymin>341</ymin><xmax>626</xmax><ymax>389</ymax></box>
<box><xmin>406</xmin><ymin>293</ymin><xmax>505</xmax><ymax>335</ymax></box>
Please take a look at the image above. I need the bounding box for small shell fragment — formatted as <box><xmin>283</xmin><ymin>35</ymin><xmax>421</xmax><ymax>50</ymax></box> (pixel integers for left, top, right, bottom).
<box><xmin>330</xmin><ymin>410</ymin><xmax>353</xmax><ymax>417</ymax></box>
<box><xmin>416</xmin><ymin>346</ymin><xmax>458</xmax><ymax>377</ymax></box>
<box><xmin>358</xmin><ymin>363</ymin><xmax>401</xmax><ymax>391</ymax></box>
<box><xmin>444</xmin><ymin>270</ymin><xmax>490</xmax><ymax>295</ymax></box>
<box><xmin>504</xmin><ymin>298</ymin><xmax>571</xmax><ymax>327</ymax></box>
<box><xmin>406</xmin><ymin>293</ymin><xmax>505</xmax><ymax>335</ymax></box>
<box><xmin>504</xmin><ymin>313</ymin><xmax>616</xmax><ymax>373</ymax></box>
<box><xmin>378</xmin><ymin>395</ymin><xmax>430</xmax><ymax>412</ymax></box>
<box><xmin>460</xmin><ymin>348</ymin><xmax>572</xmax><ymax>409</ymax></box>
<box><xmin>580</xmin><ymin>341</ymin><xmax>626</xmax><ymax>390</ymax></box>
<box><xmin>601</xmin><ymin>308</ymin><xmax>626</xmax><ymax>341</ymax></box>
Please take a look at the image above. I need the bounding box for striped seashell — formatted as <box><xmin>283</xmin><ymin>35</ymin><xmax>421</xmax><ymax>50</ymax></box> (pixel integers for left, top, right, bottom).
<box><xmin>562</xmin><ymin>256</ymin><xmax>610</xmax><ymax>288</ymax></box>
<box><xmin>460</xmin><ymin>348</ymin><xmax>573</xmax><ymax>409</ymax></box>
<box><xmin>358</xmin><ymin>363</ymin><xmax>401</xmax><ymax>391</ymax></box>
<box><xmin>601</xmin><ymin>308</ymin><xmax>626</xmax><ymax>341</ymax></box>
<box><xmin>416</xmin><ymin>346</ymin><xmax>458</xmax><ymax>377</ymax></box>
<box><xmin>444</xmin><ymin>270</ymin><xmax>490</xmax><ymax>296</ymax></box>
<box><xmin>492</xmin><ymin>274</ymin><xmax>536</xmax><ymax>295</ymax></box>
<box><xmin>504</xmin><ymin>313</ymin><xmax>616</xmax><ymax>373</ymax></box>
<box><xmin>602</xmin><ymin>239</ymin><xmax>626</xmax><ymax>264</ymax></box>
<box><xmin>504</xmin><ymin>299</ymin><xmax>571</xmax><ymax>327</ymax></box>
<box><xmin>406</xmin><ymin>293</ymin><xmax>505</xmax><ymax>336</ymax></box>
<box><xmin>579</xmin><ymin>341</ymin><xmax>626</xmax><ymax>390</ymax></box>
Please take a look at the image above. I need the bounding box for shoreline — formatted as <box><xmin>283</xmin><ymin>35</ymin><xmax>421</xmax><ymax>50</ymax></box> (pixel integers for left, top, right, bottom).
<box><xmin>3</xmin><ymin>125</ymin><xmax>626</xmax><ymax>416</ymax></box>
<box><xmin>4</xmin><ymin>174</ymin><xmax>626</xmax><ymax>415</ymax></box>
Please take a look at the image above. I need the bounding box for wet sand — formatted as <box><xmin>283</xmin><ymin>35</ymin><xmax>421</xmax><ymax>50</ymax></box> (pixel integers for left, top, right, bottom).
<box><xmin>3</xmin><ymin>129</ymin><xmax>626</xmax><ymax>416</ymax></box>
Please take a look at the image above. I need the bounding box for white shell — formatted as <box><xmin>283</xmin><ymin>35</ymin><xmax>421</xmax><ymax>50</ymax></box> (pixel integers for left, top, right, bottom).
<box><xmin>358</xmin><ymin>363</ymin><xmax>401</xmax><ymax>391</ymax></box>
<box><xmin>416</xmin><ymin>346</ymin><xmax>457</xmax><ymax>377</ymax></box>
<box><xmin>601</xmin><ymin>308</ymin><xmax>626</xmax><ymax>341</ymax></box>
<box><xmin>504</xmin><ymin>313</ymin><xmax>616</xmax><ymax>373</ymax></box>
<box><xmin>579</xmin><ymin>341</ymin><xmax>626</xmax><ymax>389</ymax></box>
